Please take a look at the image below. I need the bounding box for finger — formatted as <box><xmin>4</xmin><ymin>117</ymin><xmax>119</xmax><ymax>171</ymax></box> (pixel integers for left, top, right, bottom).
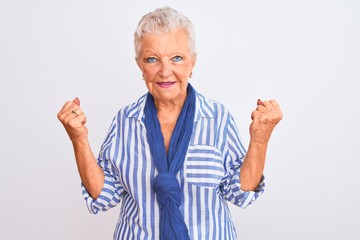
<box><xmin>72</xmin><ymin>97</ymin><xmax>80</xmax><ymax>106</ymax></box>
<box><xmin>256</xmin><ymin>104</ymin><xmax>267</xmax><ymax>113</ymax></box>
<box><xmin>58</xmin><ymin>100</ymin><xmax>73</xmax><ymax>114</ymax></box>
<box><xmin>269</xmin><ymin>99</ymin><xmax>281</xmax><ymax>111</ymax></box>
<box><xmin>59</xmin><ymin>106</ymin><xmax>84</xmax><ymax>124</ymax></box>
<box><xmin>82</xmin><ymin>116</ymin><xmax>87</xmax><ymax>125</ymax></box>
<box><xmin>261</xmin><ymin>100</ymin><xmax>274</xmax><ymax>110</ymax></box>
<box><xmin>70</xmin><ymin>112</ymin><xmax>86</xmax><ymax>126</ymax></box>
<box><xmin>70</xmin><ymin>106</ymin><xmax>83</xmax><ymax>116</ymax></box>
<box><xmin>268</xmin><ymin>99</ymin><xmax>283</xmax><ymax>119</ymax></box>
<box><xmin>58</xmin><ymin>101</ymin><xmax>74</xmax><ymax>122</ymax></box>
<box><xmin>257</xmin><ymin>99</ymin><xmax>265</xmax><ymax>106</ymax></box>
<box><xmin>58</xmin><ymin>100</ymin><xmax>80</xmax><ymax>119</ymax></box>
<box><xmin>71</xmin><ymin>108</ymin><xmax>87</xmax><ymax>125</ymax></box>
<box><xmin>59</xmin><ymin>105</ymin><xmax>76</xmax><ymax>120</ymax></box>
<box><xmin>63</xmin><ymin>111</ymin><xmax>87</xmax><ymax>129</ymax></box>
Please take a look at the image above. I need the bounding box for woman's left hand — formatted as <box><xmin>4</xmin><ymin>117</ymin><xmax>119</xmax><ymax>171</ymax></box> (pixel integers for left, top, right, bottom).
<box><xmin>249</xmin><ymin>99</ymin><xmax>283</xmax><ymax>144</ymax></box>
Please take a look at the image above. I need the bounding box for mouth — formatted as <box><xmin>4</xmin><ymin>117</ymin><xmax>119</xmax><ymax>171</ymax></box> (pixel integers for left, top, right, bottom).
<box><xmin>156</xmin><ymin>81</ymin><xmax>176</xmax><ymax>88</ymax></box>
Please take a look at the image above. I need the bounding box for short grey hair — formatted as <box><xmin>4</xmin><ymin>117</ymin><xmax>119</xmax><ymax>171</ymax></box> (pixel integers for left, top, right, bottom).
<box><xmin>134</xmin><ymin>6</ymin><xmax>196</xmax><ymax>58</ymax></box>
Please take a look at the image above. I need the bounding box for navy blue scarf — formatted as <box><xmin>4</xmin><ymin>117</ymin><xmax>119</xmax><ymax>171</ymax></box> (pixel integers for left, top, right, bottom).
<box><xmin>144</xmin><ymin>84</ymin><xmax>195</xmax><ymax>240</ymax></box>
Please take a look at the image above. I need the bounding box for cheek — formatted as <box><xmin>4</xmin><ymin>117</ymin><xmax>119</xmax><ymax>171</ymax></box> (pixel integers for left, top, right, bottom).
<box><xmin>178</xmin><ymin>65</ymin><xmax>192</xmax><ymax>77</ymax></box>
<box><xmin>142</xmin><ymin>67</ymin><xmax>157</xmax><ymax>79</ymax></box>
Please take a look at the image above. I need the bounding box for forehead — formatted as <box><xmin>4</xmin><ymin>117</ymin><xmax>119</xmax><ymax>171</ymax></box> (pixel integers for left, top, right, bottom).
<box><xmin>139</xmin><ymin>29</ymin><xmax>191</xmax><ymax>55</ymax></box>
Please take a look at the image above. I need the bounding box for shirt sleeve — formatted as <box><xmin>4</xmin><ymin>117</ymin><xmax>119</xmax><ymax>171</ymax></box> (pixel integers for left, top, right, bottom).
<box><xmin>220</xmin><ymin>113</ymin><xmax>265</xmax><ymax>208</ymax></box>
<box><xmin>82</xmin><ymin>115</ymin><xmax>125</xmax><ymax>214</ymax></box>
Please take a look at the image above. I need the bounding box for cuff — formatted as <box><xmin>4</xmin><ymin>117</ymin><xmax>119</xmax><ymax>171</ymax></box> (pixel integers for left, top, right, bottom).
<box><xmin>237</xmin><ymin>175</ymin><xmax>265</xmax><ymax>208</ymax></box>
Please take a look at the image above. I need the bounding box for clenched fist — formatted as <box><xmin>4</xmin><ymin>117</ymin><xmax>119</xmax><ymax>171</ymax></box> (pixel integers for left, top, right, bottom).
<box><xmin>250</xmin><ymin>99</ymin><xmax>283</xmax><ymax>144</ymax></box>
<box><xmin>57</xmin><ymin>97</ymin><xmax>88</xmax><ymax>142</ymax></box>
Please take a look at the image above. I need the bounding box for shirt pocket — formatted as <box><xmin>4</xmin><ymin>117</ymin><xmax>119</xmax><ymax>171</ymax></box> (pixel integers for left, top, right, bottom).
<box><xmin>185</xmin><ymin>145</ymin><xmax>225</xmax><ymax>189</ymax></box>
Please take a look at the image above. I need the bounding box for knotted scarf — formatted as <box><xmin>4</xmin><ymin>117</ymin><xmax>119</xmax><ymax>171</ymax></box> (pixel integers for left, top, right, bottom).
<box><xmin>144</xmin><ymin>84</ymin><xmax>195</xmax><ymax>240</ymax></box>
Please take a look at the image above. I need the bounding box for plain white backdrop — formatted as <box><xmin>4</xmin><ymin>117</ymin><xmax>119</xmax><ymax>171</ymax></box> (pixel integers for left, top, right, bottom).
<box><xmin>1</xmin><ymin>0</ymin><xmax>359</xmax><ymax>239</ymax></box>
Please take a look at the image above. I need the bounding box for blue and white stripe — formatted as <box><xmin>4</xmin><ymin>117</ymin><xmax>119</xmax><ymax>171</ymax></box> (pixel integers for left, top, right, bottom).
<box><xmin>82</xmin><ymin>89</ymin><xmax>265</xmax><ymax>240</ymax></box>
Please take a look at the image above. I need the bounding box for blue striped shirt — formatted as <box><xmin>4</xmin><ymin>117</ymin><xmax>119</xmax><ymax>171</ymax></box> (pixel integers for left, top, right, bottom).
<box><xmin>82</xmin><ymin>89</ymin><xmax>265</xmax><ymax>240</ymax></box>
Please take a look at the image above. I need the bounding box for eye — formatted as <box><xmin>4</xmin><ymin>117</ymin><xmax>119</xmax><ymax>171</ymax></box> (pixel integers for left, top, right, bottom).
<box><xmin>146</xmin><ymin>57</ymin><xmax>158</xmax><ymax>63</ymax></box>
<box><xmin>171</xmin><ymin>56</ymin><xmax>183</xmax><ymax>62</ymax></box>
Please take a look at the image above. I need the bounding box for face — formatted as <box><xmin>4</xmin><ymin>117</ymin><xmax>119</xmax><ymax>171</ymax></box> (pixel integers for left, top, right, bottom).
<box><xmin>136</xmin><ymin>29</ymin><xmax>197</xmax><ymax>105</ymax></box>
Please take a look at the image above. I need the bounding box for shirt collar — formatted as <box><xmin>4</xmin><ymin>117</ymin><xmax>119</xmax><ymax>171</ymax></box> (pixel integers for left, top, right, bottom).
<box><xmin>125</xmin><ymin>88</ymin><xmax>215</xmax><ymax>125</ymax></box>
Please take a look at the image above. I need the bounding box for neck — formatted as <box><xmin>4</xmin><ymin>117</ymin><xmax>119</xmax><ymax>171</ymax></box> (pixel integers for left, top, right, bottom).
<box><xmin>155</xmin><ymin>94</ymin><xmax>186</xmax><ymax>122</ymax></box>
<box><xmin>154</xmin><ymin>96</ymin><xmax>186</xmax><ymax>113</ymax></box>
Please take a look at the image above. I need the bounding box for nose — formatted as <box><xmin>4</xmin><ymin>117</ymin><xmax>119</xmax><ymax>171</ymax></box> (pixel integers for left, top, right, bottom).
<box><xmin>159</xmin><ymin>60</ymin><xmax>172</xmax><ymax>78</ymax></box>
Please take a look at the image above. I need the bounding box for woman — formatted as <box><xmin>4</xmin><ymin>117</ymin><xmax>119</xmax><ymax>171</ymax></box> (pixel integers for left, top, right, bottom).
<box><xmin>57</xmin><ymin>6</ymin><xmax>283</xmax><ymax>240</ymax></box>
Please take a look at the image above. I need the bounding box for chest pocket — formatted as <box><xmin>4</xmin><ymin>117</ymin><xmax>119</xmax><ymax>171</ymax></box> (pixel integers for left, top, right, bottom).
<box><xmin>184</xmin><ymin>145</ymin><xmax>226</xmax><ymax>188</ymax></box>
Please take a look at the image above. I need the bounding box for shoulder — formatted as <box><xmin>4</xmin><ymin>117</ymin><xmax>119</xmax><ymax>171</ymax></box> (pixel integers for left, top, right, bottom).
<box><xmin>113</xmin><ymin>93</ymin><xmax>148</xmax><ymax>121</ymax></box>
<box><xmin>195</xmin><ymin>90</ymin><xmax>231</xmax><ymax>119</ymax></box>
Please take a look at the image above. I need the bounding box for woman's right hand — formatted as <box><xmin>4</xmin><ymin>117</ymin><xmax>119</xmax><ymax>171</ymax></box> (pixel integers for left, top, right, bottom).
<box><xmin>57</xmin><ymin>97</ymin><xmax>88</xmax><ymax>143</ymax></box>
<box><xmin>57</xmin><ymin>98</ymin><xmax>104</xmax><ymax>199</ymax></box>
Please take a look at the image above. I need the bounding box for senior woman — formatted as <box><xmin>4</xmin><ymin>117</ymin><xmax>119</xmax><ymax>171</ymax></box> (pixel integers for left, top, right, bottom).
<box><xmin>58</xmin><ymin>6</ymin><xmax>282</xmax><ymax>240</ymax></box>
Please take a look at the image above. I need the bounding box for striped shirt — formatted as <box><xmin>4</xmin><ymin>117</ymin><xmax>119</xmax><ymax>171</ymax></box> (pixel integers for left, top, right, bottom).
<box><xmin>82</xmin><ymin>89</ymin><xmax>265</xmax><ymax>240</ymax></box>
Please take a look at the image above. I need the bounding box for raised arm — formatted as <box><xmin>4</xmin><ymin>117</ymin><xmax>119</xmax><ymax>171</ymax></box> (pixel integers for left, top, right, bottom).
<box><xmin>240</xmin><ymin>99</ymin><xmax>283</xmax><ymax>191</ymax></box>
<box><xmin>57</xmin><ymin>98</ymin><xmax>104</xmax><ymax>199</ymax></box>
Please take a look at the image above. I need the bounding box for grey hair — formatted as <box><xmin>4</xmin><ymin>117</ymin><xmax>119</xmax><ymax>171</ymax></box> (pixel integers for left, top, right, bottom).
<box><xmin>134</xmin><ymin>6</ymin><xmax>196</xmax><ymax>58</ymax></box>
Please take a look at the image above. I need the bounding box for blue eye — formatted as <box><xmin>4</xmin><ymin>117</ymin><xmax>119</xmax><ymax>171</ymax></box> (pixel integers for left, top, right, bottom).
<box><xmin>172</xmin><ymin>56</ymin><xmax>183</xmax><ymax>62</ymax></box>
<box><xmin>146</xmin><ymin>57</ymin><xmax>157</xmax><ymax>63</ymax></box>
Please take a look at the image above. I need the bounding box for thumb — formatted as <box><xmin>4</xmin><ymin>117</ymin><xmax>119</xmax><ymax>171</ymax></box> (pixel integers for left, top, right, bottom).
<box><xmin>257</xmin><ymin>99</ymin><xmax>264</xmax><ymax>106</ymax></box>
<box><xmin>72</xmin><ymin>97</ymin><xmax>80</xmax><ymax>106</ymax></box>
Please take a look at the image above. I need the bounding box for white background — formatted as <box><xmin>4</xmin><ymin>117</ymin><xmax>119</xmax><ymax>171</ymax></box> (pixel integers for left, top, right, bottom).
<box><xmin>1</xmin><ymin>0</ymin><xmax>359</xmax><ymax>239</ymax></box>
